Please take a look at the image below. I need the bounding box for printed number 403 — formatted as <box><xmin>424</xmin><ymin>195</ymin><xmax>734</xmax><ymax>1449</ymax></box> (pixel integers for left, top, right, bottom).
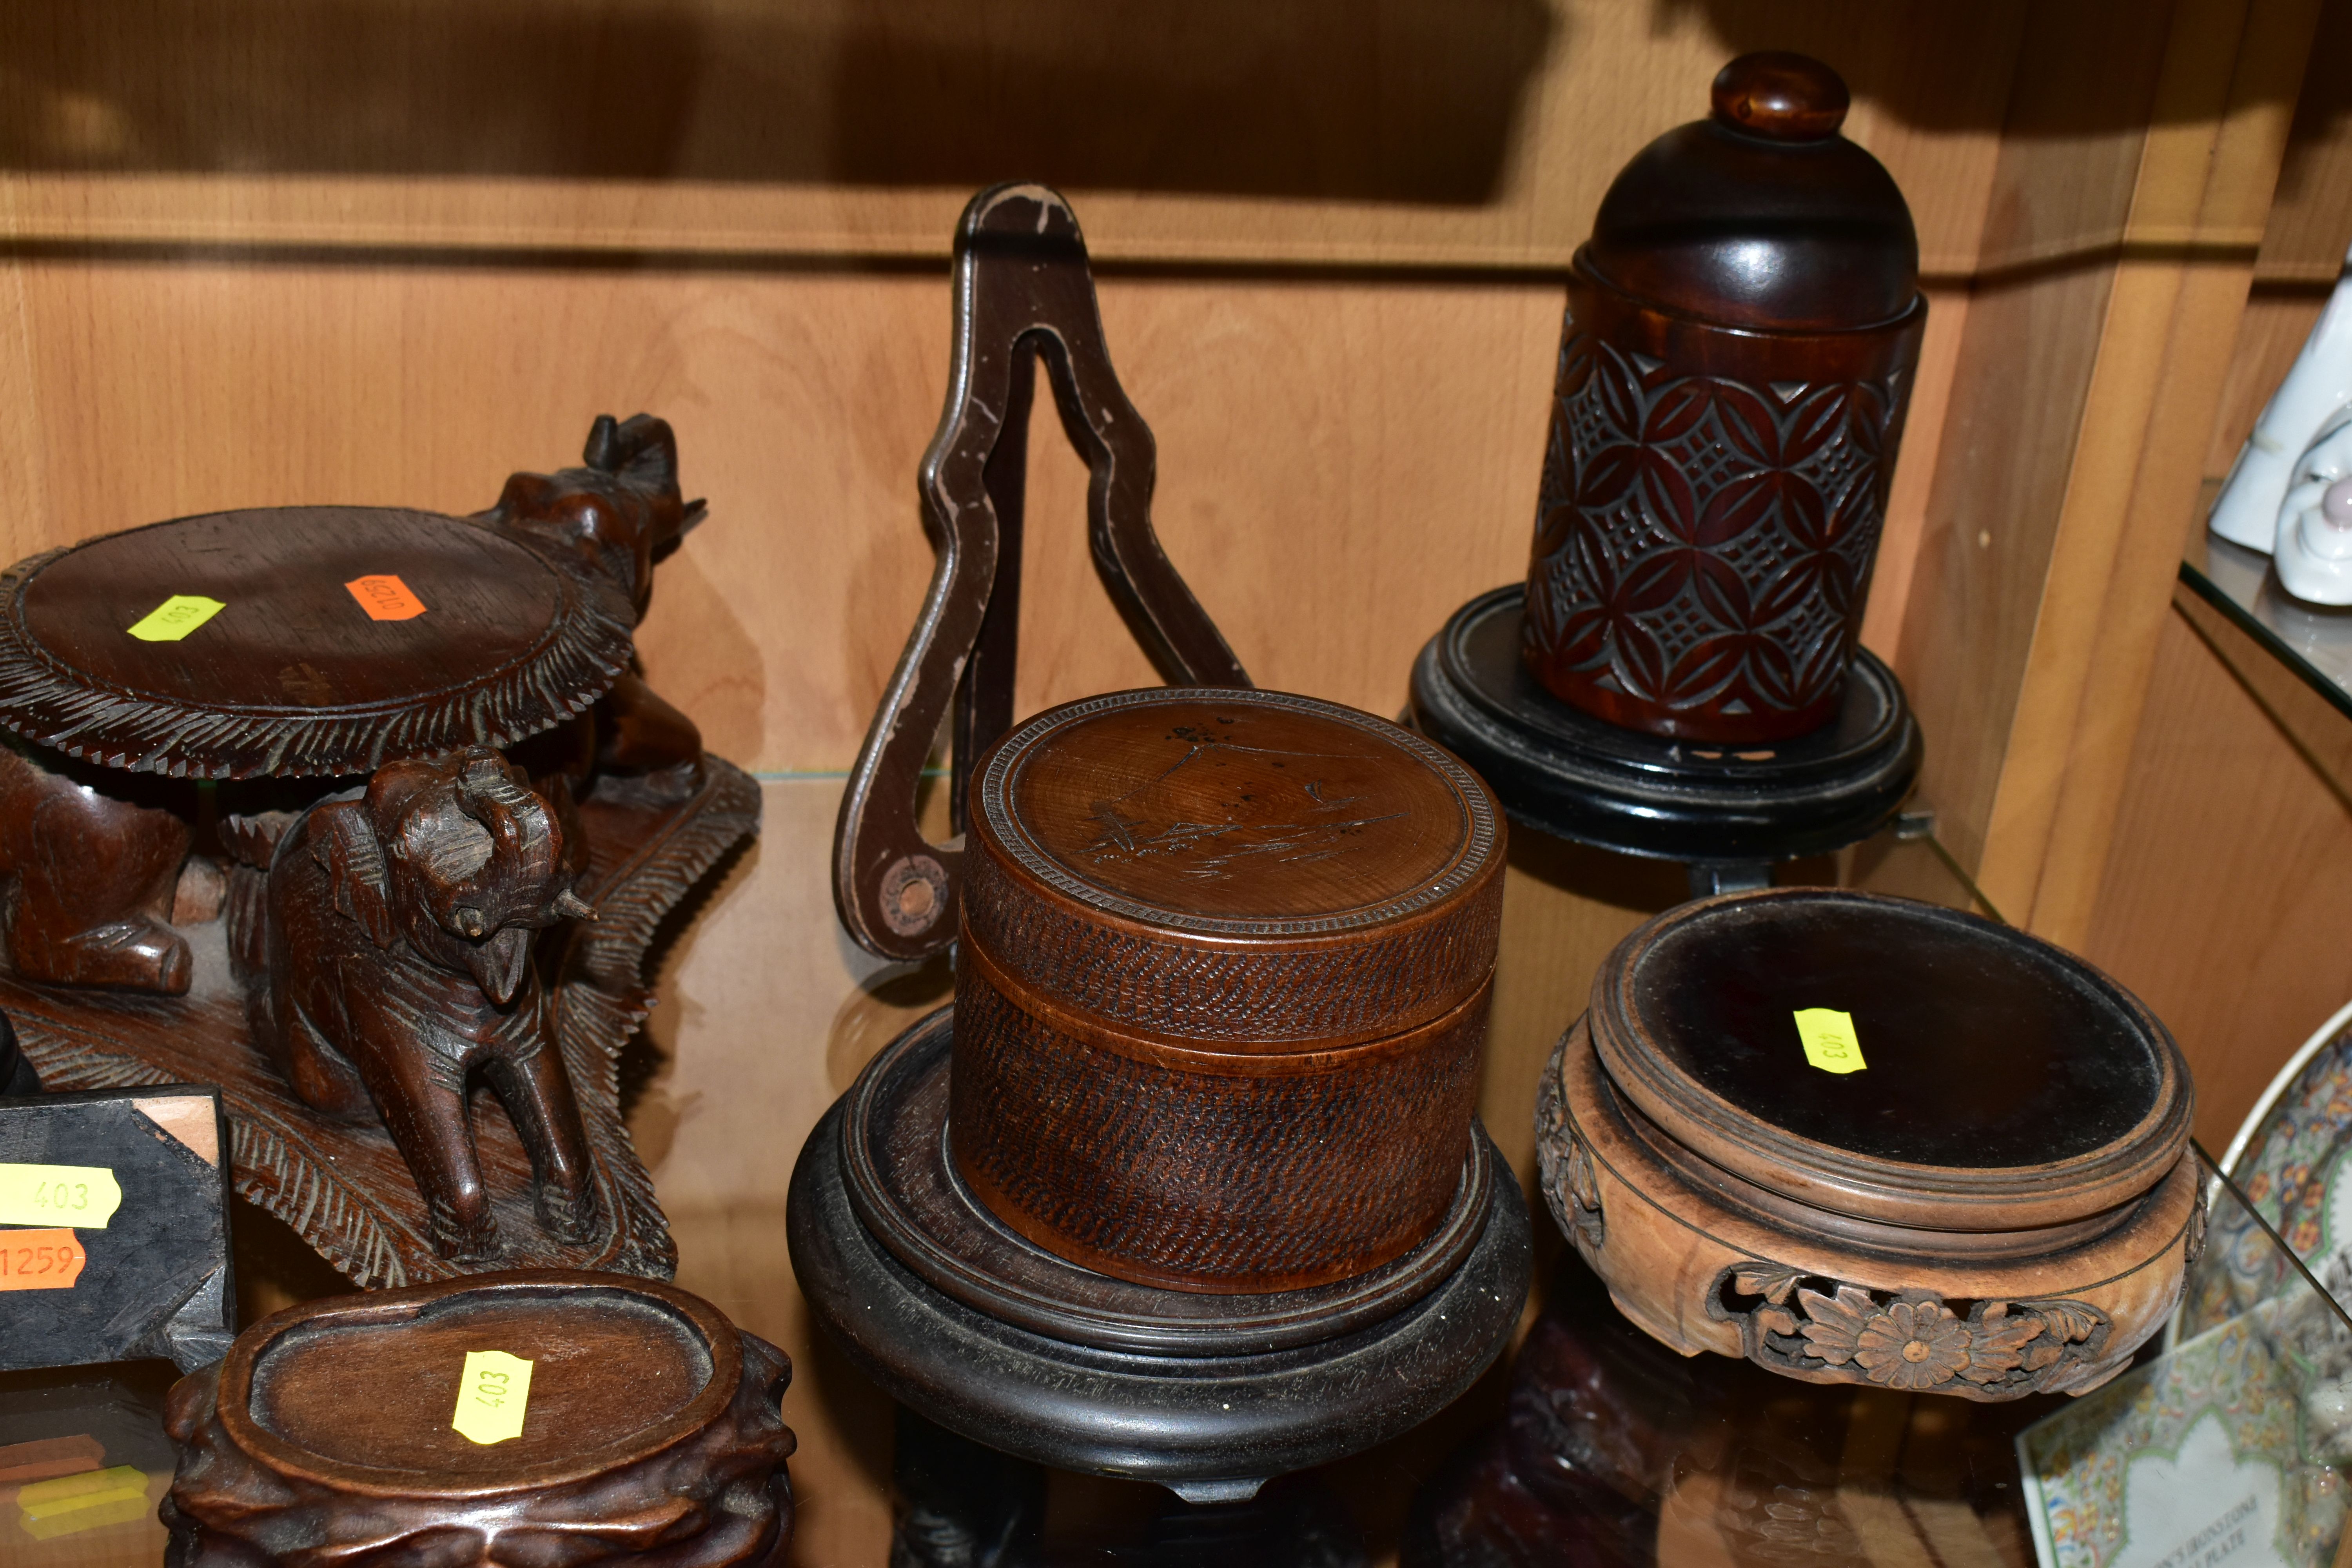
<box><xmin>475</xmin><ymin>1368</ymin><xmax>510</xmax><ymax>1408</ymax></box>
<box><xmin>33</xmin><ymin>1181</ymin><xmax>90</xmax><ymax>1211</ymax></box>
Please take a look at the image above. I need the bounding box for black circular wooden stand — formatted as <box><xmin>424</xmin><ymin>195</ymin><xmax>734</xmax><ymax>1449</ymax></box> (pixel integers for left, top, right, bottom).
<box><xmin>787</xmin><ymin>1008</ymin><xmax>1532</xmax><ymax>1504</ymax></box>
<box><xmin>1408</xmin><ymin>586</ymin><xmax>1922</xmax><ymax>893</ymax></box>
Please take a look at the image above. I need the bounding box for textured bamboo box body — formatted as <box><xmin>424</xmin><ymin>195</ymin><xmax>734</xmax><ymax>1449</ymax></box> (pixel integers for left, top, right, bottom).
<box><xmin>950</xmin><ymin>687</ymin><xmax>1506</xmax><ymax>1294</ymax></box>
<box><xmin>1539</xmin><ymin>889</ymin><xmax>2200</xmax><ymax>1401</ymax></box>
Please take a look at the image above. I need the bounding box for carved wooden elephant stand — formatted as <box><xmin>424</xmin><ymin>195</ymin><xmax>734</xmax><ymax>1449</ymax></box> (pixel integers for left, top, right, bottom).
<box><xmin>234</xmin><ymin>749</ymin><xmax>601</xmax><ymax>1261</ymax></box>
<box><xmin>0</xmin><ymin>414</ymin><xmax>760</xmax><ymax>1288</ymax></box>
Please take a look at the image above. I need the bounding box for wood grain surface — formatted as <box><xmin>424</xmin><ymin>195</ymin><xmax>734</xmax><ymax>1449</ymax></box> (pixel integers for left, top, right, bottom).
<box><xmin>989</xmin><ymin>693</ymin><xmax>1482</xmax><ymax>932</ymax></box>
<box><xmin>0</xmin><ymin>0</ymin><xmax>2024</xmax><ymax>274</ymax></box>
<box><xmin>251</xmin><ymin>1293</ymin><xmax>711</xmax><ymax>1474</ymax></box>
<box><xmin>2087</xmin><ymin>593</ymin><xmax>2352</xmax><ymax>1153</ymax></box>
<box><xmin>0</xmin><ymin>0</ymin><xmax>2314</xmax><ymax>1555</ymax></box>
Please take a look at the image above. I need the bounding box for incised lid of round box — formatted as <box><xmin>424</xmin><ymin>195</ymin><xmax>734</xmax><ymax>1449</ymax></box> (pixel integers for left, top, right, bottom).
<box><xmin>1590</xmin><ymin>888</ymin><xmax>2191</xmax><ymax>1233</ymax></box>
<box><xmin>962</xmin><ymin>687</ymin><xmax>1505</xmax><ymax>1048</ymax></box>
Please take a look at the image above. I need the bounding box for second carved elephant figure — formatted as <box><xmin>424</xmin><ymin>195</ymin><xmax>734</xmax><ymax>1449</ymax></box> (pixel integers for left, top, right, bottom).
<box><xmin>237</xmin><ymin>748</ymin><xmax>599</xmax><ymax>1260</ymax></box>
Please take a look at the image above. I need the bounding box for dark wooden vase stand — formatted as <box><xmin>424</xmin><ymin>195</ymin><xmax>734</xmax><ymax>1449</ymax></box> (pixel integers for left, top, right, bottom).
<box><xmin>788</xmin><ymin>1008</ymin><xmax>1531</xmax><ymax>1504</ymax></box>
<box><xmin>1409</xmin><ymin>586</ymin><xmax>1920</xmax><ymax>891</ymax></box>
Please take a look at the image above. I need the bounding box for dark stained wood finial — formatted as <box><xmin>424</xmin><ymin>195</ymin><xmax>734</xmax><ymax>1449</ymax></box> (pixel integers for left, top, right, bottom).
<box><xmin>1710</xmin><ymin>52</ymin><xmax>1849</xmax><ymax>142</ymax></box>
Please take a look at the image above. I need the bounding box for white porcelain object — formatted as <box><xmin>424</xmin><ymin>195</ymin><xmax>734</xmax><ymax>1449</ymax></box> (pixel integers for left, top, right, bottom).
<box><xmin>2278</xmin><ymin>477</ymin><xmax>2352</xmax><ymax>603</ymax></box>
<box><xmin>2211</xmin><ymin>244</ymin><xmax>2352</xmax><ymax>552</ymax></box>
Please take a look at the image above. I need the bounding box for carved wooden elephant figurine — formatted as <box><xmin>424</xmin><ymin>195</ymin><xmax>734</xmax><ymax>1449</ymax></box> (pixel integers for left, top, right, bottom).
<box><xmin>0</xmin><ymin>742</ymin><xmax>192</xmax><ymax>993</ymax></box>
<box><xmin>484</xmin><ymin>412</ymin><xmax>706</xmax><ymax>777</ymax></box>
<box><xmin>244</xmin><ymin>747</ymin><xmax>598</xmax><ymax>1260</ymax></box>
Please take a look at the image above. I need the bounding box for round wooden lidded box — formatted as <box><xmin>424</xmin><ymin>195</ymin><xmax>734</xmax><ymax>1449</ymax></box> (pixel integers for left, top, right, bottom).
<box><xmin>1539</xmin><ymin>889</ymin><xmax>2199</xmax><ymax>1401</ymax></box>
<box><xmin>953</xmin><ymin>686</ymin><xmax>1506</xmax><ymax>1294</ymax></box>
<box><xmin>162</xmin><ymin>1270</ymin><xmax>796</xmax><ymax>1567</ymax></box>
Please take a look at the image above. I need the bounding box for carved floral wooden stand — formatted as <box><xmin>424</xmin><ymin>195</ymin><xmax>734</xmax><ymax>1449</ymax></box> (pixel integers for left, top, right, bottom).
<box><xmin>0</xmin><ymin>418</ymin><xmax>755</xmax><ymax>1287</ymax></box>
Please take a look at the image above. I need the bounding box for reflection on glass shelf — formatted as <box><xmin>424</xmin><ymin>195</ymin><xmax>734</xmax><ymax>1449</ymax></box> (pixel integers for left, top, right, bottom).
<box><xmin>2</xmin><ymin>1152</ymin><xmax>2342</xmax><ymax>1566</ymax></box>
<box><xmin>2186</xmin><ymin>537</ymin><xmax>2352</xmax><ymax>720</ymax></box>
<box><xmin>0</xmin><ymin>1359</ymin><xmax>175</xmax><ymax>1565</ymax></box>
<box><xmin>1775</xmin><ymin>815</ymin><xmax>2002</xmax><ymax>924</ymax></box>
<box><xmin>1410</xmin><ymin>1145</ymin><xmax>2352</xmax><ymax>1568</ymax></box>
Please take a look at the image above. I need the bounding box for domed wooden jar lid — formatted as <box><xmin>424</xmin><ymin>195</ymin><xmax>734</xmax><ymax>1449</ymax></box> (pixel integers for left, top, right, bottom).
<box><xmin>953</xmin><ymin>687</ymin><xmax>1506</xmax><ymax>1294</ymax></box>
<box><xmin>161</xmin><ymin>1270</ymin><xmax>796</xmax><ymax>1568</ymax></box>
<box><xmin>1540</xmin><ymin>889</ymin><xmax>2201</xmax><ymax>1402</ymax></box>
<box><xmin>1522</xmin><ymin>53</ymin><xmax>1928</xmax><ymax>745</ymax></box>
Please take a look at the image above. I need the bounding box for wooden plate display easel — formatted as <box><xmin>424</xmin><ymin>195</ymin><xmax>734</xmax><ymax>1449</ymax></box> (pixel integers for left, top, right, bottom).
<box><xmin>0</xmin><ymin>415</ymin><xmax>757</xmax><ymax>1288</ymax></box>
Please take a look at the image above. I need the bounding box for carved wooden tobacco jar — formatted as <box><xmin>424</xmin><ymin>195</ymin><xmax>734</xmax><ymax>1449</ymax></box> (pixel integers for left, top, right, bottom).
<box><xmin>1523</xmin><ymin>53</ymin><xmax>1926</xmax><ymax>742</ymax></box>
<box><xmin>1539</xmin><ymin>889</ymin><xmax>2199</xmax><ymax>1401</ymax></box>
<box><xmin>162</xmin><ymin>1269</ymin><xmax>795</xmax><ymax>1567</ymax></box>
<box><xmin>951</xmin><ymin>686</ymin><xmax>1506</xmax><ymax>1294</ymax></box>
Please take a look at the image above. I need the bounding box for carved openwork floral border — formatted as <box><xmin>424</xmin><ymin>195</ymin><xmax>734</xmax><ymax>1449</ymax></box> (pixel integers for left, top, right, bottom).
<box><xmin>1705</xmin><ymin>1264</ymin><xmax>2114</xmax><ymax>1399</ymax></box>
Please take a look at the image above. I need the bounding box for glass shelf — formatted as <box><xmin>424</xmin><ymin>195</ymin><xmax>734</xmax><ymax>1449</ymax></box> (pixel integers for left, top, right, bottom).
<box><xmin>1384</xmin><ymin>1143</ymin><xmax>2352</xmax><ymax>1568</ymax></box>
<box><xmin>7</xmin><ymin>1145</ymin><xmax>2333</xmax><ymax>1567</ymax></box>
<box><xmin>2183</xmin><ymin>537</ymin><xmax>2352</xmax><ymax>723</ymax></box>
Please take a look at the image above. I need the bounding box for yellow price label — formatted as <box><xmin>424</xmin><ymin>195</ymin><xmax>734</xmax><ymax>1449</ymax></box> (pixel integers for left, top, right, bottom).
<box><xmin>125</xmin><ymin>594</ymin><xmax>225</xmax><ymax>642</ymax></box>
<box><xmin>1793</xmin><ymin>1008</ymin><xmax>1867</xmax><ymax>1075</ymax></box>
<box><xmin>0</xmin><ymin>1163</ymin><xmax>120</xmax><ymax>1229</ymax></box>
<box><xmin>451</xmin><ymin>1350</ymin><xmax>534</xmax><ymax>1445</ymax></box>
<box><xmin>16</xmin><ymin>1465</ymin><xmax>151</xmax><ymax>1538</ymax></box>
<box><xmin>17</xmin><ymin>1464</ymin><xmax>148</xmax><ymax>1519</ymax></box>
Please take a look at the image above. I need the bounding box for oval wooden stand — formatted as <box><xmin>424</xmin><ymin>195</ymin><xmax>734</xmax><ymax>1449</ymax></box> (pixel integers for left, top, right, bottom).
<box><xmin>1410</xmin><ymin>586</ymin><xmax>1920</xmax><ymax>871</ymax></box>
<box><xmin>162</xmin><ymin>1269</ymin><xmax>796</xmax><ymax>1567</ymax></box>
<box><xmin>789</xmin><ymin>1008</ymin><xmax>1531</xmax><ymax>1503</ymax></box>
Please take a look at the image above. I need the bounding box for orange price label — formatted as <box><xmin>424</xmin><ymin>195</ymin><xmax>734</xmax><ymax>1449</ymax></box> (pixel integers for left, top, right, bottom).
<box><xmin>0</xmin><ymin>1229</ymin><xmax>86</xmax><ymax>1291</ymax></box>
<box><xmin>344</xmin><ymin>573</ymin><xmax>427</xmax><ymax>621</ymax></box>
